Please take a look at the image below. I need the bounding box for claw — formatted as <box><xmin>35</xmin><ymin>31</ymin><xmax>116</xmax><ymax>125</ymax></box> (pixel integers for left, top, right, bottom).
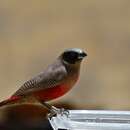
<box><xmin>48</xmin><ymin>106</ymin><xmax>70</xmax><ymax>119</ymax></box>
<box><xmin>59</xmin><ymin>108</ymin><xmax>69</xmax><ymax>117</ymax></box>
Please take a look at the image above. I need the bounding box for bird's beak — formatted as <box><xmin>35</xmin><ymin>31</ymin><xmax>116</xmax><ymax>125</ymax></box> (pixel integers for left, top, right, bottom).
<box><xmin>78</xmin><ymin>52</ymin><xmax>87</xmax><ymax>59</ymax></box>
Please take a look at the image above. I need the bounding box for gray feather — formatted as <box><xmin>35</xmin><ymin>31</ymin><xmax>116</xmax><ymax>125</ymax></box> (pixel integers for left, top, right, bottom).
<box><xmin>13</xmin><ymin>60</ymin><xmax>67</xmax><ymax>96</ymax></box>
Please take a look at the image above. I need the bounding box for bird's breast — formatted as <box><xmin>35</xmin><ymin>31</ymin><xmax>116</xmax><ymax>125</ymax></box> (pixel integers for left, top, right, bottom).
<box><xmin>33</xmin><ymin>84</ymin><xmax>71</xmax><ymax>101</ymax></box>
<box><xmin>33</xmin><ymin>75</ymin><xmax>79</xmax><ymax>101</ymax></box>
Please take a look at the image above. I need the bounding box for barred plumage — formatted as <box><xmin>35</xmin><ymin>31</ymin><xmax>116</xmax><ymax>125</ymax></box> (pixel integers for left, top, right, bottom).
<box><xmin>13</xmin><ymin>79</ymin><xmax>37</xmax><ymax>96</ymax></box>
<box><xmin>12</xmin><ymin>61</ymin><xmax>68</xmax><ymax>97</ymax></box>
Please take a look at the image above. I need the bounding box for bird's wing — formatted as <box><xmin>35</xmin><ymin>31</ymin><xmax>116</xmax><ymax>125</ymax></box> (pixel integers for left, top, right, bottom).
<box><xmin>13</xmin><ymin>62</ymin><xmax>67</xmax><ymax>96</ymax></box>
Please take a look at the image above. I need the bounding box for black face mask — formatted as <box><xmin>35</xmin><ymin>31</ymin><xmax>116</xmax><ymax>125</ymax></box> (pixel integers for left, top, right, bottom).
<box><xmin>62</xmin><ymin>51</ymin><xmax>79</xmax><ymax>64</ymax></box>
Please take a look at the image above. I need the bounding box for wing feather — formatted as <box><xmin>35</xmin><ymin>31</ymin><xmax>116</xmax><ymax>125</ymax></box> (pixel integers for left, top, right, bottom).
<box><xmin>13</xmin><ymin>61</ymin><xmax>67</xmax><ymax>96</ymax></box>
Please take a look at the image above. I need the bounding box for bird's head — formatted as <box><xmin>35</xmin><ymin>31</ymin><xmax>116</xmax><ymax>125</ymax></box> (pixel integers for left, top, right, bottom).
<box><xmin>60</xmin><ymin>48</ymin><xmax>87</xmax><ymax>65</ymax></box>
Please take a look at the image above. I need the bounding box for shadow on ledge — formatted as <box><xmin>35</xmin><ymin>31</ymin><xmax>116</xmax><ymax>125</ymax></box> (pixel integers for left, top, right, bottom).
<box><xmin>0</xmin><ymin>102</ymin><xmax>77</xmax><ymax>130</ymax></box>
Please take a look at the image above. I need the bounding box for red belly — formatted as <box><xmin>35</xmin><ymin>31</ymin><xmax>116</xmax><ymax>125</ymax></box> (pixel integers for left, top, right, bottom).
<box><xmin>32</xmin><ymin>84</ymin><xmax>71</xmax><ymax>101</ymax></box>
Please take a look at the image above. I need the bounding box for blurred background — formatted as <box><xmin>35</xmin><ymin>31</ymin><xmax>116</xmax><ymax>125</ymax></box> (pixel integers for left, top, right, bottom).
<box><xmin>0</xmin><ymin>0</ymin><xmax>130</xmax><ymax>129</ymax></box>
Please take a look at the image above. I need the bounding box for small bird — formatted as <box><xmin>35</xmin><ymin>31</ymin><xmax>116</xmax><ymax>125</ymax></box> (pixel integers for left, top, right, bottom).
<box><xmin>0</xmin><ymin>48</ymin><xmax>87</xmax><ymax>115</ymax></box>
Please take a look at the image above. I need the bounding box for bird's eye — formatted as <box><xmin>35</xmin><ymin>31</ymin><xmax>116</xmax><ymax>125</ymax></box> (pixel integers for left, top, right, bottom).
<box><xmin>62</xmin><ymin>51</ymin><xmax>78</xmax><ymax>64</ymax></box>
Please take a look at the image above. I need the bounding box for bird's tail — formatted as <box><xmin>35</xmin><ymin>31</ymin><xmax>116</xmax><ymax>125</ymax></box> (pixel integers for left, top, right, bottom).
<box><xmin>0</xmin><ymin>96</ymin><xmax>20</xmax><ymax>107</ymax></box>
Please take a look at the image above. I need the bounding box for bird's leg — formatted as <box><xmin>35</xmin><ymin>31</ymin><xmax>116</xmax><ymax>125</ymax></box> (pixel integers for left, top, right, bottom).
<box><xmin>40</xmin><ymin>102</ymin><xmax>61</xmax><ymax>118</ymax></box>
<box><xmin>40</xmin><ymin>101</ymin><xmax>69</xmax><ymax>118</ymax></box>
<box><xmin>40</xmin><ymin>102</ymin><xmax>58</xmax><ymax>114</ymax></box>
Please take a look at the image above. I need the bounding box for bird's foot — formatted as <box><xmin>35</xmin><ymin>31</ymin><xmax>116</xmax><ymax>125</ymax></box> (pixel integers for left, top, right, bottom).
<box><xmin>48</xmin><ymin>106</ymin><xmax>69</xmax><ymax>119</ymax></box>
